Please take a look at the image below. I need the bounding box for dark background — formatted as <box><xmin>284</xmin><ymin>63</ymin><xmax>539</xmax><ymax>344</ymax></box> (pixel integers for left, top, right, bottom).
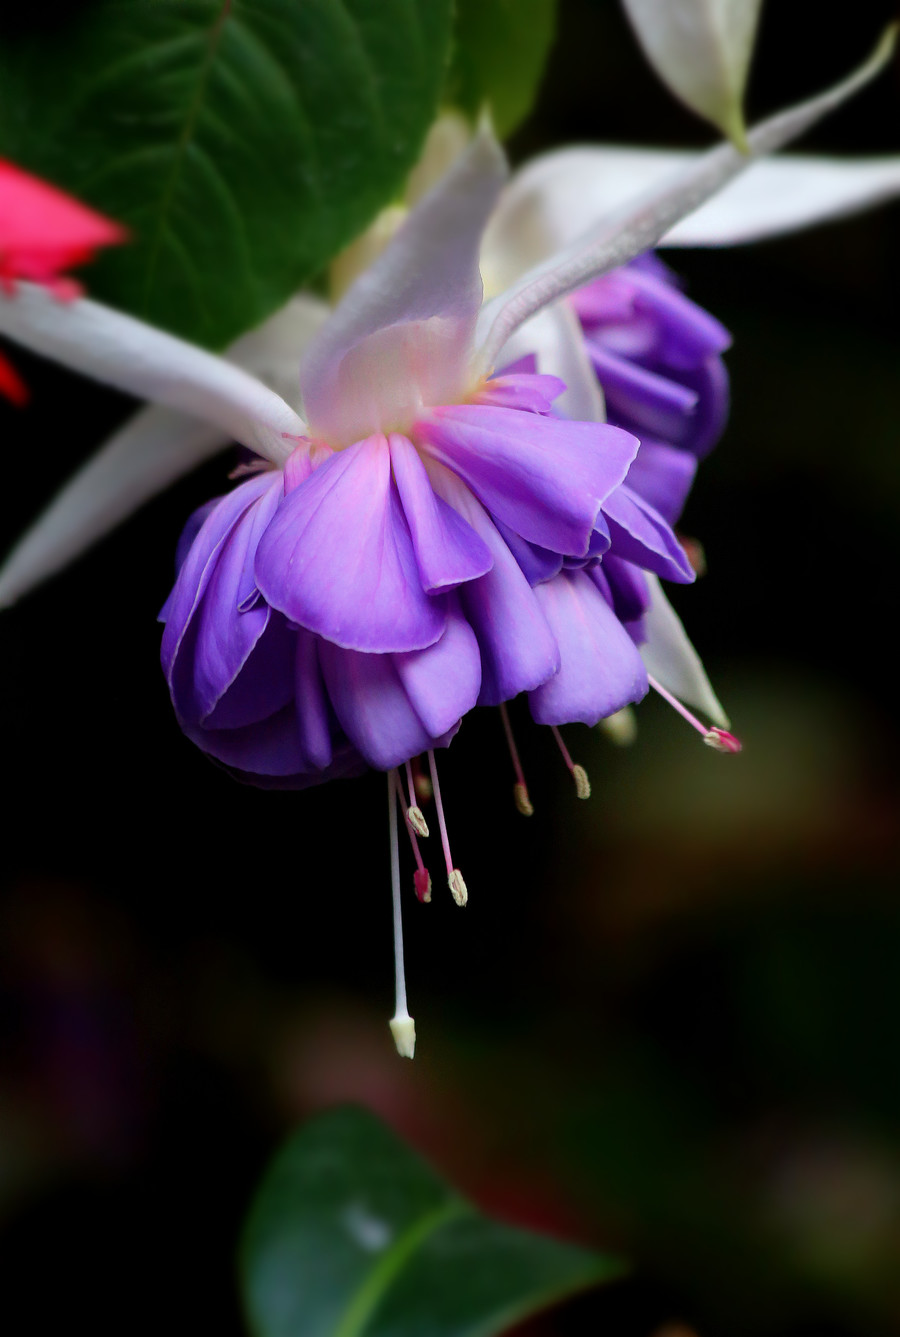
<box><xmin>2</xmin><ymin>2</ymin><xmax>900</xmax><ymax>1334</ymax></box>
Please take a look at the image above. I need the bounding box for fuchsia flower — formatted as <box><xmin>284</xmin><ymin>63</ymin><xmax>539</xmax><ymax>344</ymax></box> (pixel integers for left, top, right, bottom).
<box><xmin>0</xmin><ymin>39</ymin><xmax>897</xmax><ymax>1053</ymax></box>
<box><xmin>0</xmin><ymin>159</ymin><xmax>126</xmax><ymax>404</ymax></box>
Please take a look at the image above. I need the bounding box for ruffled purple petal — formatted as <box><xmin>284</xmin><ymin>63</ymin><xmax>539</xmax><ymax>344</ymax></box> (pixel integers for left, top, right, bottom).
<box><xmin>394</xmin><ymin>600</ymin><xmax>482</xmax><ymax>739</ymax></box>
<box><xmin>675</xmin><ymin>355</ymin><xmax>730</xmax><ymax>458</ymax></box>
<box><xmin>318</xmin><ymin>640</ymin><xmax>452</xmax><ymax>771</ymax></box>
<box><xmin>586</xmin><ymin>339</ymin><xmax>698</xmax><ymax>438</ymax></box>
<box><xmin>220</xmin><ymin>743</ymin><xmax>367</xmax><ymax>791</ymax></box>
<box><xmin>624</xmin><ymin>440</ymin><xmax>697</xmax><ymax>524</ymax></box>
<box><xmin>603</xmin><ymin>485</ymin><xmax>695</xmax><ymax>583</ymax></box>
<box><xmin>597</xmin><ymin>554</ymin><xmax>650</xmax><ymax>625</ymax></box>
<box><xmin>389</xmin><ymin>432</ymin><xmax>493</xmax><ymax>592</ymax></box>
<box><xmin>179</xmin><ymin>703</ymin><xmax>314</xmax><ymax>777</ymax></box>
<box><xmin>296</xmin><ymin>629</ymin><xmax>336</xmax><ymax>771</ymax></box>
<box><xmin>419</xmin><ymin>404</ymin><xmax>639</xmax><ymax>557</ymax></box>
<box><xmin>161</xmin><ymin>473</ymin><xmax>283</xmax><ymax>724</ymax></box>
<box><xmin>432</xmin><ymin>465</ymin><xmax>560</xmax><ymax>706</ymax></box>
<box><xmin>202</xmin><ymin>614</ymin><xmax>295</xmax><ymax>729</ymax></box>
<box><xmin>492</xmin><ymin>517</ymin><xmax>564</xmax><ymax>586</ymax></box>
<box><xmin>255</xmin><ymin>433</ymin><xmax>446</xmax><ymax>653</ymax></box>
<box><xmin>473</xmin><ymin>372</ymin><xmax>565</xmax><ymax>414</ymax></box>
<box><xmin>528</xmin><ymin>569</ymin><xmax>648</xmax><ymax>726</ymax></box>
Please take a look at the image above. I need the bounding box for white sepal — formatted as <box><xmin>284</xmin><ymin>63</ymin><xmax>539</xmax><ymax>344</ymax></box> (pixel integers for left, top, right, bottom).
<box><xmin>622</xmin><ymin>0</ymin><xmax>763</xmax><ymax>145</ymax></box>
<box><xmin>640</xmin><ymin>573</ymin><xmax>730</xmax><ymax>728</ymax></box>
<box><xmin>300</xmin><ymin>126</ymin><xmax>508</xmax><ymax>444</ymax></box>
<box><xmin>488</xmin><ymin>146</ymin><xmax>900</xmax><ymax>255</ymax></box>
<box><xmin>0</xmin><ymin>409</ymin><xmax>227</xmax><ymax>609</ymax></box>
<box><xmin>475</xmin><ymin>26</ymin><xmax>896</xmax><ymax>369</ymax></box>
<box><xmin>0</xmin><ymin>285</ymin><xmax>307</xmax><ymax>463</ymax></box>
<box><xmin>0</xmin><ymin>294</ymin><xmax>330</xmax><ymax>607</ymax></box>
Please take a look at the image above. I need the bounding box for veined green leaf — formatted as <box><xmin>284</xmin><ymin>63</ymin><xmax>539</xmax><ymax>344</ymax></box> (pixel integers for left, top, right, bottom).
<box><xmin>241</xmin><ymin>1106</ymin><xmax>625</xmax><ymax>1337</ymax></box>
<box><xmin>0</xmin><ymin>0</ymin><xmax>452</xmax><ymax>348</ymax></box>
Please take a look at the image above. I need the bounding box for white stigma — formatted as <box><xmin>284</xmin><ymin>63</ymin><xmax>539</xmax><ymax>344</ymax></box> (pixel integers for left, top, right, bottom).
<box><xmin>387</xmin><ymin>771</ymin><xmax>416</xmax><ymax>1059</ymax></box>
<box><xmin>389</xmin><ymin>1013</ymin><xmax>417</xmax><ymax>1059</ymax></box>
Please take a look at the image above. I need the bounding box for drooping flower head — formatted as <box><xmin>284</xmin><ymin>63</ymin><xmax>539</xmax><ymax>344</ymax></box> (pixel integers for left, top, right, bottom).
<box><xmin>0</xmin><ymin>34</ymin><xmax>895</xmax><ymax>1053</ymax></box>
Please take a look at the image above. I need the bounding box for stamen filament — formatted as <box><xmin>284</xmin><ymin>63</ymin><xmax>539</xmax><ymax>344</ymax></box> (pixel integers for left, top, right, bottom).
<box><xmin>387</xmin><ymin>771</ymin><xmax>416</xmax><ymax>1058</ymax></box>
<box><xmin>427</xmin><ymin>750</ymin><xmax>467</xmax><ymax>906</ymax></box>
<box><xmin>648</xmin><ymin>675</ymin><xmax>742</xmax><ymax>753</ymax></box>
<box><xmin>550</xmin><ymin>725</ymin><xmax>591</xmax><ymax>799</ymax></box>
<box><xmin>499</xmin><ymin>702</ymin><xmax>534</xmax><ymax>816</ymax></box>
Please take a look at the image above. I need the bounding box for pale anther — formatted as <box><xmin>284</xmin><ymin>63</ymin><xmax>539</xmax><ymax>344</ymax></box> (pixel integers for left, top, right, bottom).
<box><xmin>407</xmin><ymin>805</ymin><xmax>429</xmax><ymax>838</ymax></box>
<box><xmin>448</xmin><ymin>869</ymin><xmax>468</xmax><ymax>907</ymax></box>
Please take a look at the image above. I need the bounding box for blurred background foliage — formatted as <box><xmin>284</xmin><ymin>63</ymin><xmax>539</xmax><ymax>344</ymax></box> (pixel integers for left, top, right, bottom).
<box><xmin>2</xmin><ymin>1</ymin><xmax>900</xmax><ymax>1334</ymax></box>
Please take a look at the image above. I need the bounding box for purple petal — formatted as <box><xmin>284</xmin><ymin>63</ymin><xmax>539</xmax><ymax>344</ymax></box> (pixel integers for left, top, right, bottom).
<box><xmin>675</xmin><ymin>355</ymin><xmax>730</xmax><ymax>457</ymax></box>
<box><xmin>419</xmin><ymin>404</ymin><xmax>639</xmax><ymax>557</ymax></box>
<box><xmin>255</xmin><ymin>433</ymin><xmax>446</xmax><ymax>653</ymax></box>
<box><xmin>597</xmin><ymin>554</ymin><xmax>650</xmax><ymax>624</ymax></box>
<box><xmin>161</xmin><ymin>473</ymin><xmax>282</xmax><ymax>721</ymax></box>
<box><xmin>473</xmin><ymin>372</ymin><xmax>565</xmax><ymax>413</ymax></box>
<box><xmin>389</xmin><ymin>433</ymin><xmax>493</xmax><ymax>592</ymax></box>
<box><xmin>394</xmin><ymin>600</ymin><xmax>482</xmax><ymax>739</ymax></box>
<box><xmin>528</xmin><ymin>569</ymin><xmax>648</xmax><ymax>726</ymax></box>
<box><xmin>318</xmin><ymin>641</ymin><xmax>449</xmax><ymax>771</ymax></box>
<box><xmin>586</xmin><ymin>339</ymin><xmax>698</xmax><ymax>438</ymax></box>
<box><xmin>624</xmin><ymin>440</ymin><xmax>698</xmax><ymax>523</ymax></box>
<box><xmin>179</xmin><ymin>703</ymin><xmax>314</xmax><ymax>777</ymax></box>
<box><xmin>295</xmin><ymin>629</ymin><xmax>336</xmax><ymax>771</ymax></box>
<box><xmin>432</xmin><ymin>466</ymin><xmax>561</xmax><ymax>706</ymax></box>
<box><xmin>603</xmin><ymin>485</ymin><xmax>695</xmax><ymax>583</ymax></box>
<box><xmin>202</xmin><ymin>614</ymin><xmax>295</xmax><ymax>730</ymax></box>
<box><xmin>492</xmin><ymin>517</ymin><xmax>564</xmax><ymax>586</ymax></box>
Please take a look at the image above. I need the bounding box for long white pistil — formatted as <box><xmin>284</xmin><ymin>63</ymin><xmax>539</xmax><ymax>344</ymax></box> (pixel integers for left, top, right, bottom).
<box><xmin>387</xmin><ymin>770</ymin><xmax>416</xmax><ymax>1058</ymax></box>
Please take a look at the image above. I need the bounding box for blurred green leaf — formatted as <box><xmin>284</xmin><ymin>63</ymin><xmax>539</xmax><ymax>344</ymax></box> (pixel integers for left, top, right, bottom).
<box><xmin>241</xmin><ymin>1106</ymin><xmax>623</xmax><ymax>1337</ymax></box>
<box><xmin>0</xmin><ymin>0</ymin><xmax>452</xmax><ymax>348</ymax></box>
<box><xmin>447</xmin><ymin>0</ymin><xmax>556</xmax><ymax>138</ymax></box>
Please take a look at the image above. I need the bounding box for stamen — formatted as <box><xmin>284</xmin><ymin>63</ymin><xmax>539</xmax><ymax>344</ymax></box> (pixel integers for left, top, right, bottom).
<box><xmin>499</xmin><ymin>702</ymin><xmax>534</xmax><ymax>816</ymax></box>
<box><xmin>427</xmin><ymin>750</ymin><xmax>467</xmax><ymax>906</ymax></box>
<box><xmin>393</xmin><ymin>770</ymin><xmax>432</xmax><ymax>903</ymax></box>
<box><xmin>550</xmin><ymin>725</ymin><xmax>591</xmax><ymax>799</ymax></box>
<box><xmin>387</xmin><ymin>771</ymin><xmax>416</xmax><ymax>1058</ymax></box>
<box><xmin>648</xmin><ymin>675</ymin><xmax>743</xmax><ymax>753</ymax></box>
<box><xmin>403</xmin><ymin>760</ymin><xmax>430</xmax><ymax>837</ymax></box>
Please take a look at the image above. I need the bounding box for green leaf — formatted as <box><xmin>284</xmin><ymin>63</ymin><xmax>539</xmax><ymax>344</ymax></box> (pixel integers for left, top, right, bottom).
<box><xmin>447</xmin><ymin>0</ymin><xmax>557</xmax><ymax>138</ymax></box>
<box><xmin>241</xmin><ymin>1106</ymin><xmax>624</xmax><ymax>1337</ymax></box>
<box><xmin>0</xmin><ymin>0</ymin><xmax>452</xmax><ymax>348</ymax></box>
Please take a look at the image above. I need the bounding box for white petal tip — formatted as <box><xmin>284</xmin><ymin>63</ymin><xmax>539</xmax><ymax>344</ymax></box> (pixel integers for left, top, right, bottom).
<box><xmin>390</xmin><ymin>1014</ymin><xmax>416</xmax><ymax>1059</ymax></box>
